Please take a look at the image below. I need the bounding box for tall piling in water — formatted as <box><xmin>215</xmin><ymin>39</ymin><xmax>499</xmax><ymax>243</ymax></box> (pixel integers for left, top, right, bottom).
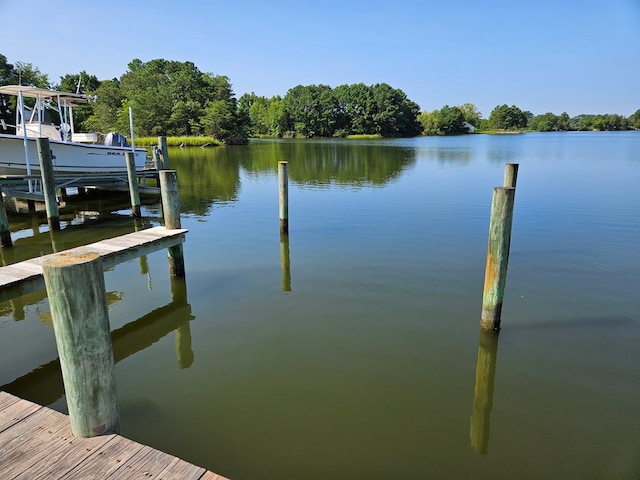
<box><xmin>36</xmin><ymin>137</ymin><xmax>60</xmax><ymax>231</ymax></box>
<box><xmin>278</xmin><ymin>161</ymin><xmax>289</xmax><ymax>234</ymax></box>
<box><xmin>159</xmin><ymin>170</ymin><xmax>184</xmax><ymax>277</ymax></box>
<box><xmin>480</xmin><ymin>186</ymin><xmax>516</xmax><ymax>331</ymax></box>
<box><xmin>126</xmin><ymin>151</ymin><xmax>141</xmax><ymax>217</ymax></box>
<box><xmin>0</xmin><ymin>185</ymin><xmax>13</xmax><ymax>247</ymax></box>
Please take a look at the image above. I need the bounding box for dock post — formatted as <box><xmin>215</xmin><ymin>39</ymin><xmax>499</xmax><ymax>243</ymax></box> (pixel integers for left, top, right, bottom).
<box><xmin>36</xmin><ymin>137</ymin><xmax>61</xmax><ymax>231</ymax></box>
<box><xmin>125</xmin><ymin>152</ymin><xmax>141</xmax><ymax>217</ymax></box>
<box><xmin>158</xmin><ymin>136</ymin><xmax>170</xmax><ymax>170</ymax></box>
<box><xmin>504</xmin><ymin>163</ymin><xmax>519</xmax><ymax>189</ymax></box>
<box><xmin>42</xmin><ymin>251</ymin><xmax>120</xmax><ymax>437</ymax></box>
<box><xmin>0</xmin><ymin>185</ymin><xmax>13</xmax><ymax>247</ymax></box>
<box><xmin>480</xmin><ymin>187</ymin><xmax>515</xmax><ymax>331</ymax></box>
<box><xmin>278</xmin><ymin>161</ymin><xmax>289</xmax><ymax>234</ymax></box>
<box><xmin>159</xmin><ymin>170</ymin><xmax>184</xmax><ymax>277</ymax></box>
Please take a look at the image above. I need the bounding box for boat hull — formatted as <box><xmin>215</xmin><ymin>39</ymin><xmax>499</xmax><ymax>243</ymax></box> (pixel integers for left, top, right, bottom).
<box><xmin>0</xmin><ymin>134</ymin><xmax>148</xmax><ymax>175</ymax></box>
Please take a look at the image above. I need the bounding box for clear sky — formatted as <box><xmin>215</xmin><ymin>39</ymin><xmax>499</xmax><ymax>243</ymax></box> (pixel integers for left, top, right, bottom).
<box><xmin>2</xmin><ymin>0</ymin><xmax>639</xmax><ymax>118</ymax></box>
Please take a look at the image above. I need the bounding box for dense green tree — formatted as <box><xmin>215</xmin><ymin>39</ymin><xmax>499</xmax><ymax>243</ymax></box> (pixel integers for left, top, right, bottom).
<box><xmin>277</xmin><ymin>82</ymin><xmax>421</xmax><ymax>138</ymax></box>
<box><xmin>55</xmin><ymin>72</ymin><xmax>100</xmax><ymax>131</ymax></box>
<box><xmin>0</xmin><ymin>54</ymin><xmax>13</xmax><ymax>86</ymax></box>
<box><xmin>85</xmin><ymin>79</ymin><xmax>124</xmax><ymax>134</ymax></box>
<box><xmin>489</xmin><ymin>104</ymin><xmax>528</xmax><ymax>130</ymax></box>
<box><xmin>529</xmin><ymin>112</ymin><xmax>558</xmax><ymax>131</ymax></box>
<box><xmin>418</xmin><ymin>105</ymin><xmax>469</xmax><ymax>135</ymax></box>
<box><xmin>459</xmin><ymin>103</ymin><xmax>482</xmax><ymax>128</ymax></box>
<box><xmin>629</xmin><ymin>109</ymin><xmax>640</xmax><ymax>129</ymax></box>
<box><xmin>13</xmin><ymin>62</ymin><xmax>49</xmax><ymax>88</ymax></box>
<box><xmin>0</xmin><ymin>54</ymin><xmax>14</xmax><ymax>131</ymax></box>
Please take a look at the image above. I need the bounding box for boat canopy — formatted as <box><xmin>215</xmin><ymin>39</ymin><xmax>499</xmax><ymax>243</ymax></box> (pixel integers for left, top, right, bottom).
<box><xmin>0</xmin><ymin>85</ymin><xmax>93</xmax><ymax>106</ymax></box>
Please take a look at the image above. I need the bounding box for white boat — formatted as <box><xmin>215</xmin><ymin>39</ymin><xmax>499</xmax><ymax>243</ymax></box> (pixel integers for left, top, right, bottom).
<box><xmin>0</xmin><ymin>85</ymin><xmax>148</xmax><ymax>175</ymax></box>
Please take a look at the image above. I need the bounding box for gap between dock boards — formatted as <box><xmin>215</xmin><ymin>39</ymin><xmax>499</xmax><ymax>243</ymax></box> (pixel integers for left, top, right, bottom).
<box><xmin>0</xmin><ymin>226</ymin><xmax>188</xmax><ymax>303</ymax></box>
<box><xmin>0</xmin><ymin>391</ymin><xmax>228</xmax><ymax>479</ymax></box>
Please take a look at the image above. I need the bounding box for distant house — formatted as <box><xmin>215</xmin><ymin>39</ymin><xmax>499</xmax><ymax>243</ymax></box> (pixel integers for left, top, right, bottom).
<box><xmin>463</xmin><ymin>122</ymin><xmax>476</xmax><ymax>133</ymax></box>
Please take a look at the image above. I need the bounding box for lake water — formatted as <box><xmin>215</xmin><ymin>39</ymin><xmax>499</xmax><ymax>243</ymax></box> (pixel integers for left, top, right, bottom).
<box><xmin>1</xmin><ymin>132</ymin><xmax>639</xmax><ymax>479</ymax></box>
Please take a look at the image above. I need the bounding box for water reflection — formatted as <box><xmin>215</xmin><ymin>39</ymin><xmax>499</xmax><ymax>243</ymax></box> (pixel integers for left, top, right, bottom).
<box><xmin>170</xmin><ymin>141</ymin><xmax>417</xmax><ymax>216</ymax></box>
<box><xmin>280</xmin><ymin>232</ymin><xmax>292</xmax><ymax>292</ymax></box>
<box><xmin>1</xmin><ymin>270</ymin><xmax>196</xmax><ymax>405</ymax></box>
<box><xmin>470</xmin><ymin>330</ymin><xmax>500</xmax><ymax>455</ymax></box>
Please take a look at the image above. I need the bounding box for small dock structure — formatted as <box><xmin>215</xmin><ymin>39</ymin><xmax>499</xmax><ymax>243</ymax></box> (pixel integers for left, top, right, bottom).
<box><xmin>0</xmin><ymin>391</ymin><xmax>228</xmax><ymax>479</ymax></box>
<box><xmin>0</xmin><ymin>226</ymin><xmax>187</xmax><ymax>302</ymax></box>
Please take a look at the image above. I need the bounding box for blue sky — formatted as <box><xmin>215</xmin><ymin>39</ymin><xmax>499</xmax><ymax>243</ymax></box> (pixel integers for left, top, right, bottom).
<box><xmin>2</xmin><ymin>0</ymin><xmax>639</xmax><ymax>117</ymax></box>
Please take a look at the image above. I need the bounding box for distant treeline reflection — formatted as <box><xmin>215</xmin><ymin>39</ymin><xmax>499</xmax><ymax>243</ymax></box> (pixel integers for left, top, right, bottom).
<box><xmin>170</xmin><ymin>140</ymin><xmax>416</xmax><ymax>215</ymax></box>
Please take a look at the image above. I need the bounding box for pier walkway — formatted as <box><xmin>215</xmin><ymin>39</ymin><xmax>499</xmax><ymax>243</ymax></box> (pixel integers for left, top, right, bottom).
<box><xmin>0</xmin><ymin>226</ymin><xmax>187</xmax><ymax>302</ymax></box>
<box><xmin>0</xmin><ymin>391</ymin><xmax>227</xmax><ymax>479</ymax></box>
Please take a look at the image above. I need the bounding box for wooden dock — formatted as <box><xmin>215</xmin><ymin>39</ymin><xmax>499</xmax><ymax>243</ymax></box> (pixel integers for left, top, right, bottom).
<box><xmin>0</xmin><ymin>391</ymin><xmax>228</xmax><ymax>479</ymax></box>
<box><xmin>0</xmin><ymin>226</ymin><xmax>187</xmax><ymax>303</ymax></box>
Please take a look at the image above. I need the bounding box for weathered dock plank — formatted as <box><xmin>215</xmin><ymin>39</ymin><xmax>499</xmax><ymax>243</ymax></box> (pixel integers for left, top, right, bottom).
<box><xmin>0</xmin><ymin>392</ymin><xmax>229</xmax><ymax>480</ymax></box>
<box><xmin>0</xmin><ymin>226</ymin><xmax>188</xmax><ymax>302</ymax></box>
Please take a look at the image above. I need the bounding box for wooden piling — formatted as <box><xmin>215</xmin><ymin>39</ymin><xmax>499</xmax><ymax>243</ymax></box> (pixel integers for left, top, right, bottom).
<box><xmin>159</xmin><ymin>170</ymin><xmax>184</xmax><ymax>277</ymax></box>
<box><xmin>278</xmin><ymin>161</ymin><xmax>289</xmax><ymax>234</ymax></box>
<box><xmin>152</xmin><ymin>147</ymin><xmax>163</xmax><ymax>172</ymax></box>
<box><xmin>158</xmin><ymin>136</ymin><xmax>170</xmax><ymax>170</ymax></box>
<box><xmin>481</xmin><ymin>187</ymin><xmax>515</xmax><ymax>331</ymax></box>
<box><xmin>125</xmin><ymin>151</ymin><xmax>141</xmax><ymax>217</ymax></box>
<box><xmin>36</xmin><ymin>137</ymin><xmax>60</xmax><ymax>231</ymax></box>
<box><xmin>0</xmin><ymin>185</ymin><xmax>13</xmax><ymax>247</ymax></box>
<box><xmin>504</xmin><ymin>163</ymin><xmax>519</xmax><ymax>189</ymax></box>
<box><xmin>42</xmin><ymin>251</ymin><xmax>120</xmax><ymax>437</ymax></box>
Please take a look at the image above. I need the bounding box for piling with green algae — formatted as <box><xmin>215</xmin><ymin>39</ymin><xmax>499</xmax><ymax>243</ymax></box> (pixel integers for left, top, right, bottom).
<box><xmin>279</xmin><ymin>161</ymin><xmax>289</xmax><ymax>234</ymax></box>
<box><xmin>42</xmin><ymin>251</ymin><xmax>120</xmax><ymax>437</ymax></box>
<box><xmin>36</xmin><ymin>137</ymin><xmax>60</xmax><ymax>231</ymax></box>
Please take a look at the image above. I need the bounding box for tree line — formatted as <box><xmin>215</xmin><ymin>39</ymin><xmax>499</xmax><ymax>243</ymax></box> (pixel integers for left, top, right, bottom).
<box><xmin>2</xmin><ymin>53</ymin><xmax>639</xmax><ymax>142</ymax></box>
<box><xmin>0</xmin><ymin>54</ymin><xmax>248</xmax><ymax>144</ymax></box>
<box><xmin>420</xmin><ymin>103</ymin><xmax>640</xmax><ymax>134</ymax></box>
<box><xmin>239</xmin><ymin>83</ymin><xmax>423</xmax><ymax>138</ymax></box>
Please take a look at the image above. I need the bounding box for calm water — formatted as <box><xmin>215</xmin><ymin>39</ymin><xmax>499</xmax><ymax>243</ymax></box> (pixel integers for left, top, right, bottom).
<box><xmin>1</xmin><ymin>132</ymin><xmax>639</xmax><ymax>479</ymax></box>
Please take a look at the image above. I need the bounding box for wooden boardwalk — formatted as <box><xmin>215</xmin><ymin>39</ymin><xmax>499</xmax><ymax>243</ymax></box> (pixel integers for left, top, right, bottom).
<box><xmin>0</xmin><ymin>391</ymin><xmax>228</xmax><ymax>479</ymax></box>
<box><xmin>0</xmin><ymin>226</ymin><xmax>187</xmax><ymax>302</ymax></box>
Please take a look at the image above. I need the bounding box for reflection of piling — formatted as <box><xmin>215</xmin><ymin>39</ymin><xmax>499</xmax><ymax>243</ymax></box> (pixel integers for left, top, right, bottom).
<box><xmin>280</xmin><ymin>232</ymin><xmax>292</xmax><ymax>292</ymax></box>
<box><xmin>470</xmin><ymin>330</ymin><xmax>500</xmax><ymax>454</ymax></box>
<box><xmin>170</xmin><ymin>275</ymin><xmax>194</xmax><ymax>368</ymax></box>
<box><xmin>126</xmin><ymin>151</ymin><xmax>141</xmax><ymax>217</ymax></box>
<box><xmin>279</xmin><ymin>161</ymin><xmax>289</xmax><ymax>234</ymax></box>
<box><xmin>159</xmin><ymin>170</ymin><xmax>184</xmax><ymax>277</ymax></box>
<box><xmin>36</xmin><ymin>137</ymin><xmax>60</xmax><ymax>231</ymax></box>
<box><xmin>42</xmin><ymin>251</ymin><xmax>119</xmax><ymax>437</ymax></box>
<box><xmin>0</xmin><ymin>185</ymin><xmax>13</xmax><ymax>247</ymax></box>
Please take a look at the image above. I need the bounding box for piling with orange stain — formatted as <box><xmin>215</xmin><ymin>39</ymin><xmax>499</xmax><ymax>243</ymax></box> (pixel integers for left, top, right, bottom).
<box><xmin>480</xmin><ymin>184</ymin><xmax>516</xmax><ymax>331</ymax></box>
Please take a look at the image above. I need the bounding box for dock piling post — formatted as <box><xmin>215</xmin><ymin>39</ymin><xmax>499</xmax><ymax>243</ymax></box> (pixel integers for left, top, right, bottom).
<box><xmin>480</xmin><ymin>187</ymin><xmax>515</xmax><ymax>331</ymax></box>
<box><xmin>278</xmin><ymin>161</ymin><xmax>289</xmax><ymax>234</ymax></box>
<box><xmin>126</xmin><ymin>152</ymin><xmax>141</xmax><ymax>217</ymax></box>
<box><xmin>42</xmin><ymin>251</ymin><xmax>120</xmax><ymax>437</ymax></box>
<box><xmin>504</xmin><ymin>163</ymin><xmax>519</xmax><ymax>189</ymax></box>
<box><xmin>36</xmin><ymin>137</ymin><xmax>60</xmax><ymax>231</ymax></box>
<box><xmin>0</xmin><ymin>185</ymin><xmax>13</xmax><ymax>247</ymax></box>
<box><xmin>158</xmin><ymin>136</ymin><xmax>170</xmax><ymax>170</ymax></box>
<box><xmin>159</xmin><ymin>170</ymin><xmax>184</xmax><ymax>277</ymax></box>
